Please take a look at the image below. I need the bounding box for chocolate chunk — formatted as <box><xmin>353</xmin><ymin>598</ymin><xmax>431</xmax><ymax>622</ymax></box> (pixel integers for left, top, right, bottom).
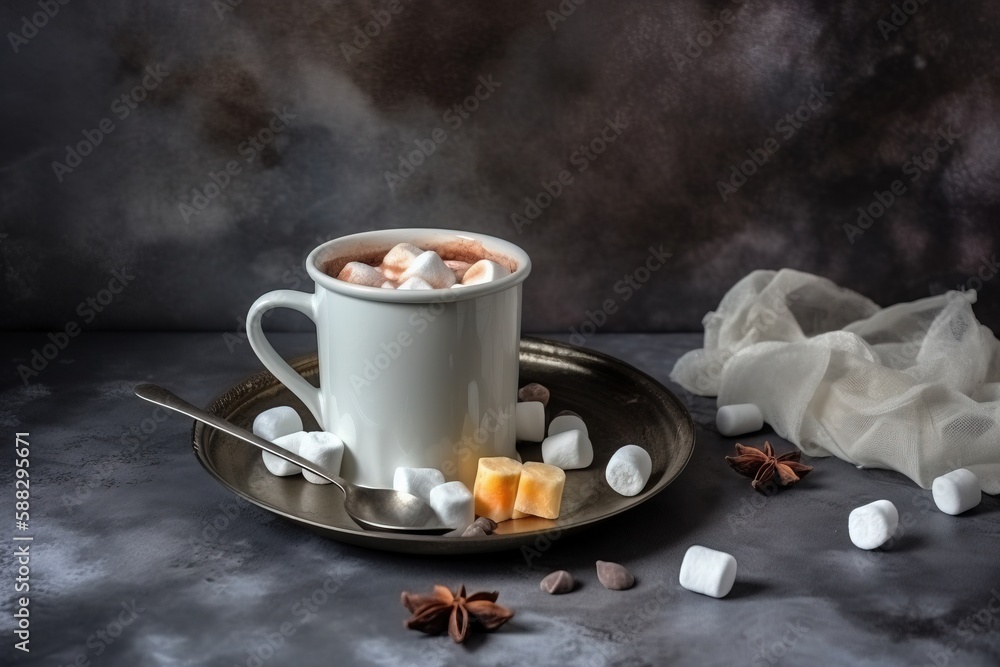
<box><xmin>596</xmin><ymin>560</ymin><xmax>634</xmax><ymax>590</ymax></box>
<box><xmin>540</xmin><ymin>570</ymin><xmax>575</xmax><ymax>594</ymax></box>
<box><xmin>518</xmin><ymin>382</ymin><xmax>551</xmax><ymax>406</ymax></box>
<box><xmin>462</xmin><ymin>524</ymin><xmax>488</xmax><ymax>537</ymax></box>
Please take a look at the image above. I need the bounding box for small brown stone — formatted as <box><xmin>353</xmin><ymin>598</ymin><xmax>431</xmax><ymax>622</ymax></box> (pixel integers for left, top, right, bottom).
<box><xmin>473</xmin><ymin>516</ymin><xmax>499</xmax><ymax>534</ymax></box>
<box><xmin>518</xmin><ymin>382</ymin><xmax>551</xmax><ymax>406</ymax></box>
<box><xmin>540</xmin><ymin>570</ymin><xmax>575</xmax><ymax>594</ymax></box>
<box><xmin>462</xmin><ymin>524</ymin><xmax>487</xmax><ymax>537</ymax></box>
<box><xmin>596</xmin><ymin>560</ymin><xmax>634</xmax><ymax>590</ymax></box>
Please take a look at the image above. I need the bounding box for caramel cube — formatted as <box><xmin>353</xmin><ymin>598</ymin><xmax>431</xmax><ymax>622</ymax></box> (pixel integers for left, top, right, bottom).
<box><xmin>473</xmin><ymin>457</ymin><xmax>523</xmax><ymax>522</ymax></box>
<box><xmin>513</xmin><ymin>462</ymin><xmax>566</xmax><ymax>520</ymax></box>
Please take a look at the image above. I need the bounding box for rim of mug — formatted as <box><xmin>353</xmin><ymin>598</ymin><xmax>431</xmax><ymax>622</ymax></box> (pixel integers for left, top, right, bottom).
<box><xmin>306</xmin><ymin>228</ymin><xmax>532</xmax><ymax>302</ymax></box>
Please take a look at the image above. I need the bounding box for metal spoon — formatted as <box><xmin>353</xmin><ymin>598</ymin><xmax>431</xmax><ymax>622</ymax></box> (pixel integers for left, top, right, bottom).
<box><xmin>134</xmin><ymin>383</ymin><xmax>451</xmax><ymax>535</ymax></box>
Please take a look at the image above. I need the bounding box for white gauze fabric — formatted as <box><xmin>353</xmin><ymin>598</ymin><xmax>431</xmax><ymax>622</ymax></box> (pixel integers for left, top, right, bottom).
<box><xmin>671</xmin><ymin>269</ymin><xmax>1000</xmax><ymax>493</ymax></box>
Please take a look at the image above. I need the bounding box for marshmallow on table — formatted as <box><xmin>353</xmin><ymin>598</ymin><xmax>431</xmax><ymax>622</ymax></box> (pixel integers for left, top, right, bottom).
<box><xmin>515</xmin><ymin>401</ymin><xmax>545</xmax><ymax>442</ymax></box>
<box><xmin>716</xmin><ymin>403</ymin><xmax>764</xmax><ymax>436</ymax></box>
<box><xmin>254</xmin><ymin>407</ymin><xmax>304</xmax><ymax>476</ymax></box>
<box><xmin>380</xmin><ymin>242</ymin><xmax>424</xmax><ymax>280</ymax></box>
<box><xmin>336</xmin><ymin>261</ymin><xmax>386</xmax><ymax>288</ymax></box>
<box><xmin>462</xmin><ymin>259</ymin><xmax>510</xmax><ymax>286</ymax></box>
<box><xmin>679</xmin><ymin>545</ymin><xmax>737</xmax><ymax>598</ymax></box>
<box><xmin>549</xmin><ymin>413</ymin><xmax>588</xmax><ymax>437</ymax></box>
<box><xmin>275</xmin><ymin>432</ymin><xmax>345</xmax><ymax>484</ymax></box>
<box><xmin>393</xmin><ymin>467</ymin><xmax>446</xmax><ymax>504</ymax></box>
<box><xmin>542</xmin><ymin>430</ymin><xmax>593</xmax><ymax>470</ymax></box>
<box><xmin>397</xmin><ymin>276</ymin><xmax>433</xmax><ymax>290</ymax></box>
<box><xmin>606</xmin><ymin>444</ymin><xmax>652</xmax><ymax>496</ymax></box>
<box><xmin>400</xmin><ymin>251</ymin><xmax>456</xmax><ymax>289</ymax></box>
<box><xmin>430</xmin><ymin>481</ymin><xmax>475</xmax><ymax>529</ymax></box>
<box><xmin>848</xmin><ymin>500</ymin><xmax>898</xmax><ymax>549</ymax></box>
<box><xmin>932</xmin><ymin>468</ymin><xmax>981</xmax><ymax>515</ymax></box>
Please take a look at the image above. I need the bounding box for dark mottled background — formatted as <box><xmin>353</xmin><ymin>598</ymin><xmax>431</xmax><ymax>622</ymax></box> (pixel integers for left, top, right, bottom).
<box><xmin>2</xmin><ymin>0</ymin><xmax>999</xmax><ymax>336</ymax></box>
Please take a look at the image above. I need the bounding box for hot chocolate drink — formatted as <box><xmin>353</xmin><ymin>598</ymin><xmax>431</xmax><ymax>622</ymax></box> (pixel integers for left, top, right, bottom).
<box><xmin>326</xmin><ymin>240</ymin><xmax>518</xmax><ymax>290</ymax></box>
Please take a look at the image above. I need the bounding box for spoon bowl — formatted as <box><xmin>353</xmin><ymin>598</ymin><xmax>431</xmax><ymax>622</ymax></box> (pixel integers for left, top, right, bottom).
<box><xmin>133</xmin><ymin>383</ymin><xmax>452</xmax><ymax>535</ymax></box>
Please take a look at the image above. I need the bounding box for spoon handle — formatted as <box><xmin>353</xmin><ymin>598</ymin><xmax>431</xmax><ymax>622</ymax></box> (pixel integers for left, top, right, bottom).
<box><xmin>133</xmin><ymin>383</ymin><xmax>349</xmax><ymax>493</ymax></box>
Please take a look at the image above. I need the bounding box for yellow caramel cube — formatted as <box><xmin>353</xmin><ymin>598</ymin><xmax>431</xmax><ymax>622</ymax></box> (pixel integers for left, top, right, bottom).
<box><xmin>513</xmin><ymin>462</ymin><xmax>566</xmax><ymax>520</ymax></box>
<box><xmin>473</xmin><ymin>457</ymin><xmax>523</xmax><ymax>522</ymax></box>
<box><xmin>512</xmin><ymin>509</ymin><xmax>532</xmax><ymax>519</ymax></box>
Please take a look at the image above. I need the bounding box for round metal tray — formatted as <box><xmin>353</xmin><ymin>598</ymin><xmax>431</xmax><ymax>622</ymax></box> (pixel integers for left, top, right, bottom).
<box><xmin>191</xmin><ymin>337</ymin><xmax>696</xmax><ymax>554</ymax></box>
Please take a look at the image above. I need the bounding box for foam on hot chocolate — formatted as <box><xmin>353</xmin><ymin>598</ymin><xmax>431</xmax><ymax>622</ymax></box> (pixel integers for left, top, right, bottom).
<box><xmin>329</xmin><ymin>241</ymin><xmax>517</xmax><ymax>290</ymax></box>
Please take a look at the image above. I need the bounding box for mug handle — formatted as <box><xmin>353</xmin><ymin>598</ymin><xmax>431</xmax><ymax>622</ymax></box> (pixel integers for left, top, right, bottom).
<box><xmin>246</xmin><ymin>289</ymin><xmax>323</xmax><ymax>427</ymax></box>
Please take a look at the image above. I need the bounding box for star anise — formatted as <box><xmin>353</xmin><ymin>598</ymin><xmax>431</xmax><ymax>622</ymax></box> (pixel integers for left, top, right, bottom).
<box><xmin>401</xmin><ymin>584</ymin><xmax>514</xmax><ymax>643</ymax></box>
<box><xmin>725</xmin><ymin>441</ymin><xmax>813</xmax><ymax>492</ymax></box>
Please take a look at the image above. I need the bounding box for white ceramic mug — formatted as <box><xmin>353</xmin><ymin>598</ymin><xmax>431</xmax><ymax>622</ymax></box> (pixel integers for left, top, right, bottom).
<box><xmin>246</xmin><ymin>228</ymin><xmax>531</xmax><ymax>489</ymax></box>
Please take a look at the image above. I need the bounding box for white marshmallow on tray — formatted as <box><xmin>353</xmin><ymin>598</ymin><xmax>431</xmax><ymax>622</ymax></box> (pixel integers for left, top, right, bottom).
<box><xmin>716</xmin><ymin>403</ymin><xmax>764</xmax><ymax>436</ymax></box>
<box><xmin>397</xmin><ymin>276</ymin><xmax>434</xmax><ymax>290</ymax></box>
<box><xmin>381</xmin><ymin>281</ymin><xmax>395</xmax><ymax>289</ymax></box>
<box><xmin>429</xmin><ymin>481</ymin><xmax>475</xmax><ymax>529</ymax></box>
<box><xmin>679</xmin><ymin>545</ymin><xmax>737</xmax><ymax>598</ymax></box>
<box><xmin>380</xmin><ymin>242</ymin><xmax>424</xmax><ymax>280</ymax></box>
<box><xmin>393</xmin><ymin>467</ymin><xmax>446</xmax><ymax>503</ymax></box>
<box><xmin>542</xmin><ymin>430</ymin><xmax>594</xmax><ymax>470</ymax></box>
<box><xmin>400</xmin><ymin>251</ymin><xmax>456</xmax><ymax>289</ymax></box>
<box><xmin>549</xmin><ymin>413</ymin><xmax>588</xmax><ymax>437</ymax></box>
<box><xmin>932</xmin><ymin>468</ymin><xmax>981</xmax><ymax>515</ymax></box>
<box><xmin>254</xmin><ymin>407</ymin><xmax>305</xmax><ymax>476</ymax></box>
<box><xmin>848</xmin><ymin>500</ymin><xmax>898</xmax><ymax>549</ymax></box>
<box><xmin>269</xmin><ymin>432</ymin><xmax>345</xmax><ymax>484</ymax></box>
<box><xmin>462</xmin><ymin>259</ymin><xmax>510</xmax><ymax>286</ymax></box>
<box><xmin>606</xmin><ymin>444</ymin><xmax>652</xmax><ymax>496</ymax></box>
<box><xmin>336</xmin><ymin>261</ymin><xmax>386</xmax><ymax>288</ymax></box>
<box><xmin>515</xmin><ymin>401</ymin><xmax>545</xmax><ymax>442</ymax></box>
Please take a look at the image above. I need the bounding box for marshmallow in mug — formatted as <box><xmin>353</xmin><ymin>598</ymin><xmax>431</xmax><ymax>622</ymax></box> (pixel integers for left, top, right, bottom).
<box><xmin>337</xmin><ymin>242</ymin><xmax>512</xmax><ymax>290</ymax></box>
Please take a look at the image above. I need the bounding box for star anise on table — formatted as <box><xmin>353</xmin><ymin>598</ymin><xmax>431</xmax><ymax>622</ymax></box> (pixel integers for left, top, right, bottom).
<box><xmin>725</xmin><ymin>441</ymin><xmax>813</xmax><ymax>493</ymax></box>
<box><xmin>401</xmin><ymin>584</ymin><xmax>514</xmax><ymax>644</ymax></box>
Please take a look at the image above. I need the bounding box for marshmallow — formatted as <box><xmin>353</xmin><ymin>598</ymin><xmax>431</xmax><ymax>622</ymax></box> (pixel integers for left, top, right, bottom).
<box><xmin>679</xmin><ymin>545</ymin><xmax>737</xmax><ymax>598</ymax></box>
<box><xmin>254</xmin><ymin>406</ymin><xmax>304</xmax><ymax>442</ymax></box>
<box><xmin>381</xmin><ymin>281</ymin><xmax>395</xmax><ymax>289</ymax></box>
<box><xmin>400</xmin><ymin>251</ymin><xmax>456</xmax><ymax>289</ymax></box>
<box><xmin>255</xmin><ymin>407</ymin><xmax>305</xmax><ymax>476</ymax></box>
<box><xmin>445</xmin><ymin>259</ymin><xmax>472</xmax><ymax>282</ymax></box>
<box><xmin>542</xmin><ymin>429</ymin><xmax>593</xmax><ymax>470</ymax></box>
<box><xmin>380</xmin><ymin>242</ymin><xmax>424</xmax><ymax>280</ymax></box>
<box><xmin>606</xmin><ymin>445</ymin><xmax>652</xmax><ymax>496</ymax></box>
<box><xmin>848</xmin><ymin>500</ymin><xmax>898</xmax><ymax>550</ymax></box>
<box><xmin>515</xmin><ymin>401</ymin><xmax>545</xmax><ymax>442</ymax></box>
<box><xmin>278</xmin><ymin>432</ymin><xmax>345</xmax><ymax>484</ymax></box>
<box><xmin>462</xmin><ymin>259</ymin><xmax>510</xmax><ymax>286</ymax></box>
<box><xmin>429</xmin><ymin>481</ymin><xmax>475</xmax><ymax>529</ymax></box>
<box><xmin>336</xmin><ymin>261</ymin><xmax>386</xmax><ymax>288</ymax></box>
<box><xmin>263</xmin><ymin>432</ymin><xmax>304</xmax><ymax>476</ymax></box>
<box><xmin>397</xmin><ymin>276</ymin><xmax>433</xmax><ymax>290</ymax></box>
<box><xmin>716</xmin><ymin>404</ymin><xmax>764</xmax><ymax>436</ymax></box>
<box><xmin>932</xmin><ymin>468</ymin><xmax>981</xmax><ymax>515</ymax></box>
<box><xmin>393</xmin><ymin>467</ymin><xmax>446</xmax><ymax>504</ymax></box>
<box><xmin>549</xmin><ymin>413</ymin><xmax>588</xmax><ymax>437</ymax></box>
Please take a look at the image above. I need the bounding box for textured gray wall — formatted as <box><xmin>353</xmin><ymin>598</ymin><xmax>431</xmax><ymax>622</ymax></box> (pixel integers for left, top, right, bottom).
<box><xmin>2</xmin><ymin>0</ymin><xmax>999</xmax><ymax>334</ymax></box>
